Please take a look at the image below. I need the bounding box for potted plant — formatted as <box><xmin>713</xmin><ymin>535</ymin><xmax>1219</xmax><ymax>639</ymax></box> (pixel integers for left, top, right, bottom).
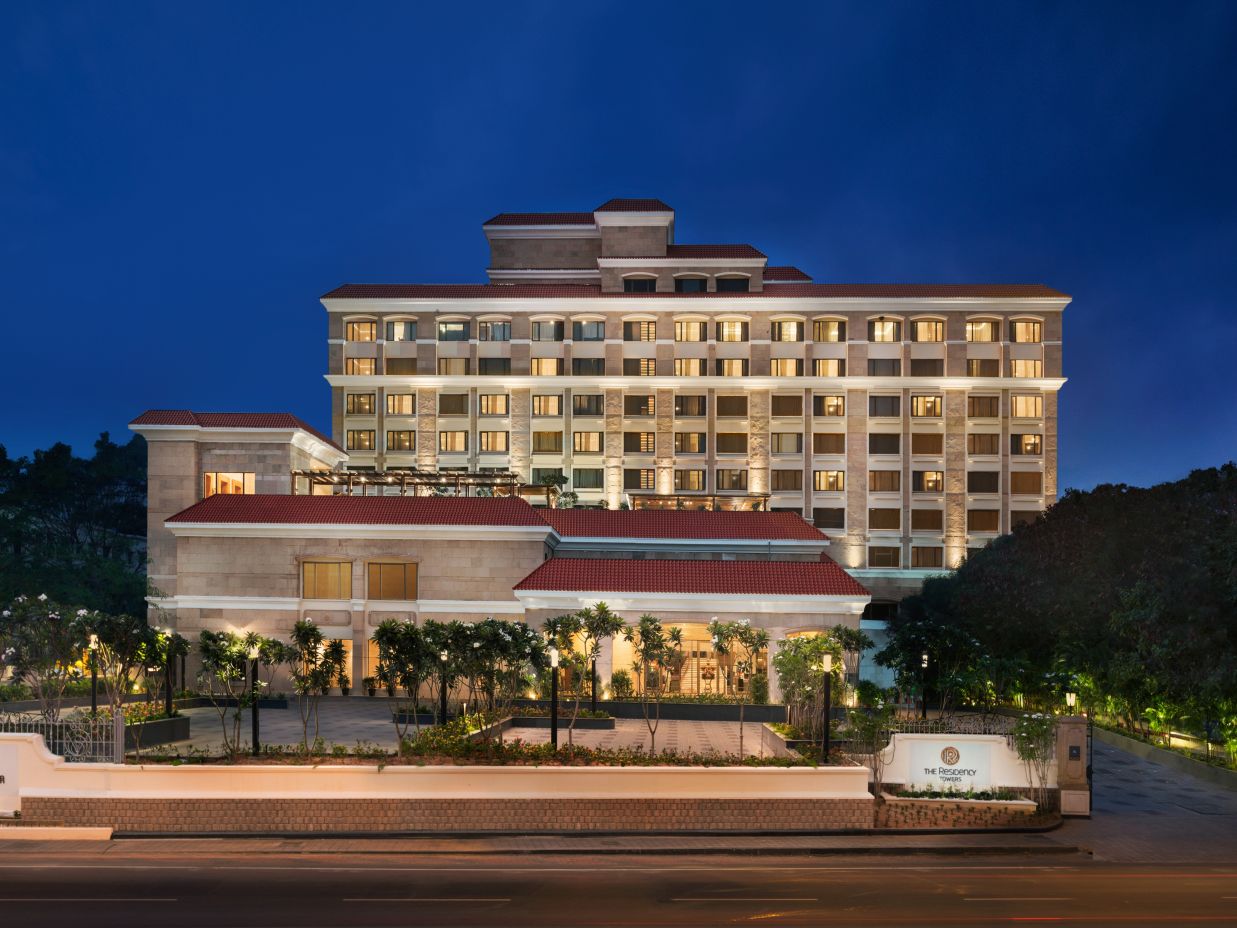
<box><xmin>363</xmin><ymin>676</ymin><xmax>378</xmax><ymax>698</ymax></box>
<box><xmin>339</xmin><ymin>672</ymin><xmax>351</xmax><ymax>697</ymax></box>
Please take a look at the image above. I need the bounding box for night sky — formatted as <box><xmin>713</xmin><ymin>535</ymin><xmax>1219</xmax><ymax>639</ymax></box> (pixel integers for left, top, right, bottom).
<box><xmin>2</xmin><ymin>2</ymin><xmax>1234</xmax><ymax>491</ymax></box>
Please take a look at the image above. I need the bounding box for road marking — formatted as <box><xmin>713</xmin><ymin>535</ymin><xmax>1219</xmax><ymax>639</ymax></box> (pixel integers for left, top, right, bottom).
<box><xmin>672</xmin><ymin>897</ymin><xmax>818</xmax><ymax>903</ymax></box>
<box><xmin>965</xmin><ymin>897</ymin><xmax>1074</xmax><ymax>902</ymax></box>
<box><xmin>343</xmin><ymin>897</ymin><xmax>510</xmax><ymax>903</ymax></box>
<box><xmin>1</xmin><ymin>898</ymin><xmax>177</xmax><ymax>903</ymax></box>
<box><xmin>0</xmin><ymin>863</ymin><xmax>1083</xmax><ymax>873</ymax></box>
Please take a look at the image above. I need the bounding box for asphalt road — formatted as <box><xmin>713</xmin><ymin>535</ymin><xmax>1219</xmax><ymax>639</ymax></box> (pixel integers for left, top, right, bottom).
<box><xmin>2</xmin><ymin>851</ymin><xmax>1235</xmax><ymax>926</ymax></box>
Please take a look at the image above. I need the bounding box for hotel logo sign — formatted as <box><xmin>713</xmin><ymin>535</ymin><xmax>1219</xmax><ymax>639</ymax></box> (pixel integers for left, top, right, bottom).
<box><xmin>940</xmin><ymin>746</ymin><xmax>961</xmax><ymax>766</ymax></box>
<box><xmin>909</xmin><ymin>740</ymin><xmax>992</xmax><ymax>790</ymax></box>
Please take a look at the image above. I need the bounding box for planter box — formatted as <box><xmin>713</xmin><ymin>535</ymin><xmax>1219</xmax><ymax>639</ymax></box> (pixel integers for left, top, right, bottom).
<box><xmin>511</xmin><ymin>716</ymin><xmax>615</xmax><ymax>731</ymax></box>
<box><xmin>881</xmin><ymin>791</ymin><xmax>1037</xmax><ymax>812</ymax></box>
<box><xmin>760</xmin><ymin>724</ymin><xmax>850</xmax><ymax>760</ymax></box>
<box><xmin>512</xmin><ymin>698</ymin><xmax>786</xmax><ymax>723</ymax></box>
<box><xmin>125</xmin><ymin>715</ymin><xmax>191</xmax><ymax>749</ymax></box>
<box><xmin>877</xmin><ymin>791</ymin><xmax>1042</xmax><ymax>830</ymax></box>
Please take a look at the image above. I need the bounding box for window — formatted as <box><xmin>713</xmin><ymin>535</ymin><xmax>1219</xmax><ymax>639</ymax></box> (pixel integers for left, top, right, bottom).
<box><xmin>386</xmin><ymin>358</ymin><xmax>416</xmax><ymax>375</ymax></box>
<box><xmin>675</xmin><ymin>432</ymin><xmax>706</xmax><ymax>454</ymax></box>
<box><xmin>910</xmin><ymin>359</ymin><xmax>944</xmax><ymax>377</ymax></box>
<box><xmin>771</xmin><ymin>432</ymin><xmax>803</xmax><ymax>453</ymax></box>
<box><xmin>573</xmin><ymin>431</ymin><xmax>603</xmax><ymax>453</ymax></box>
<box><xmin>367</xmin><ymin>562</ymin><xmax>416</xmax><ymax>601</ymax></box>
<box><xmin>386</xmin><ymin>430</ymin><xmax>415</xmax><ymax>452</ymax></box>
<box><xmin>771</xmin><ymin>469</ymin><xmax>802</xmax><ymax>491</ymax></box>
<box><xmin>572</xmin><ymin>394</ymin><xmax>603</xmax><ymax>416</ymax></box>
<box><xmin>675</xmin><ymin>395</ymin><xmax>707</xmax><ymax>417</ymax></box>
<box><xmin>1011</xmin><ymin>320</ymin><xmax>1042</xmax><ymax>343</ymax></box>
<box><xmin>1011</xmin><ymin>471</ymin><xmax>1044</xmax><ymax>494</ymax></box>
<box><xmin>870</xmin><ymin>470</ymin><xmax>900</xmax><ymax>492</ymax></box>
<box><xmin>438</xmin><ymin>431</ymin><xmax>468</xmax><ymax>453</ymax></box>
<box><xmin>813</xmin><ymin>433</ymin><xmax>845</xmax><ymax>454</ymax></box>
<box><xmin>716</xmin><ymin>358</ymin><xmax>749</xmax><ymax>376</ymax></box>
<box><xmin>437</xmin><ymin>358</ymin><xmax>468</xmax><ymax>375</ymax></box>
<box><xmin>967</xmin><ymin>471</ymin><xmax>1000</xmax><ymax>493</ymax></box>
<box><xmin>531</xmin><ymin>321</ymin><xmax>564</xmax><ymax>342</ymax></box>
<box><xmin>716</xmin><ymin>320</ymin><xmax>748</xmax><ymax>342</ymax></box>
<box><xmin>871</xmin><ymin>356</ymin><xmax>906</xmax><ymax>378</ymax></box>
<box><xmin>623</xmin><ymin>320</ymin><xmax>656</xmax><ymax>341</ymax></box>
<box><xmin>532</xmin><ymin>431</ymin><xmax>563</xmax><ymax>453</ymax></box>
<box><xmin>966</xmin><ymin>320</ymin><xmax>998</xmax><ymax>342</ymax></box>
<box><xmin>716</xmin><ymin>395</ymin><xmax>748</xmax><ymax>417</ymax></box>
<box><xmin>771</xmin><ymin>358</ymin><xmax>803</xmax><ymax>377</ymax></box>
<box><xmin>911</xmin><ymin>320</ymin><xmax>944</xmax><ymax>342</ymax></box>
<box><xmin>478</xmin><ymin>394</ymin><xmax>508</xmax><ymax>416</ymax></box>
<box><xmin>912</xmin><ymin>546</ymin><xmax>944</xmax><ymax>568</ymax></box>
<box><xmin>869</xmin><ymin>395</ymin><xmax>901</xmax><ymax>417</ymax></box>
<box><xmin>478</xmin><ymin>321</ymin><xmax>511</xmax><ymax>341</ymax></box>
<box><xmin>814</xmin><ymin>394</ymin><xmax>845</xmax><ymax>417</ymax></box>
<box><xmin>624</xmin><ymin>358</ymin><xmax>657</xmax><ymax>376</ymax></box>
<box><xmin>771</xmin><ymin>320</ymin><xmax>803</xmax><ymax>342</ymax></box>
<box><xmin>716</xmin><ymin>433</ymin><xmax>748</xmax><ymax>454</ymax></box>
<box><xmin>624</xmin><ymin>277</ymin><xmax>657</xmax><ymax>293</ymax></box>
<box><xmin>911</xmin><ymin>509</ymin><xmax>943</xmax><ymax>531</ymax></box>
<box><xmin>968</xmin><ymin>433</ymin><xmax>1000</xmax><ymax>455</ymax></box>
<box><xmin>716</xmin><ymin>469</ymin><xmax>748</xmax><ymax>491</ymax></box>
<box><xmin>869</xmin><ymin>546</ymin><xmax>901</xmax><ymax>568</ymax></box>
<box><xmin>674</xmin><ymin>358</ymin><xmax>707</xmax><ymax>376</ymax></box>
<box><xmin>814</xmin><ymin>320</ymin><xmax>846</xmax><ymax>342</ymax></box>
<box><xmin>814</xmin><ymin>470</ymin><xmax>845</xmax><ymax>491</ymax></box>
<box><xmin>478</xmin><ymin>358</ymin><xmax>511</xmax><ymax>375</ymax></box>
<box><xmin>911</xmin><ymin>433</ymin><xmax>943</xmax><ymax>455</ymax></box>
<box><xmin>911</xmin><ymin>395</ymin><xmax>942</xmax><ymax>417</ymax></box>
<box><xmin>771</xmin><ymin>395</ymin><xmax>803</xmax><ymax>416</ymax></box>
<box><xmin>572</xmin><ymin>320</ymin><xmax>605</xmax><ymax>341</ymax></box>
<box><xmin>625</xmin><ymin>394</ymin><xmax>655</xmax><ymax>416</ymax></box>
<box><xmin>624</xmin><ymin>431</ymin><xmax>655</xmax><ymax>453</ymax></box>
<box><xmin>437</xmin><ymin>320</ymin><xmax>470</xmax><ymax>341</ymax></box>
<box><xmin>675</xmin><ymin>469</ymin><xmax>705</xmax><ymax>491</ymax></box>
<box><xmin>532</xmin><ymin>467</ymin><xmax>564</xmax><ymax>485</ymax></box>
<box><xmin>868</xmin><ymin>319</ymin><xmax>902</xmax><ymax>342</ymax></box>
<box><xmin>1011</xmin><ymin>510</ymin><xmax>1038</xmax><ymax>529</ymax></box>
<box><xmin>624</xmin><ymin>468</ymin><xmax>656</xmax><ymax>490</ymax></box>
<box><xmin>203</xmin><ymin>472</ymin><xmax>254</xmax><ymax>497</ymax></box>
<box><xmin>968</xmin><ymin>395</ymin><xmax>999</xmax><ymax>418</ymax></box>
<box><xmin>346</xmin><ymin>393</ymin><xmax>375</xmax><ymax>415</ymax></box>
<box><xmin>573</xmin><ymin>468</ymin><xmax>603</xmax><ymax>489</ymax></box>
<box><xmin>675</xmin><ymin>320</ymin><xmax>707</xmax><ymax>342</ymax></box>
<box><xmin>386</xmin><ymin>393</ymin><xmax>414</xmax><ymax>416</ymax></box>
<box><xmin>346</xmin><ymin>320</ymin><xmax>376</xmax><ymax>342</ymax></box>
<box><xmin>968</xmin><ymin>509</ymin><xmax>1000</xmax><ymax>532</ymax></box>
<box><xmin>1011</xmin><ymin>434</ymin><xmax>1042</xmax><ymax>455</ymax></box>
<box><xmin>479</xmin><ymin>431</ymin><xmax>508</xmax><ymax>453</ymax></box>
<box><xmin>385</xmin><ymin>320</ymin><xmax>416</xmax><ymax>342</ymax></box>
<box><xmin>572</xmin><ymin>357</ymin><xmax>605</xmax><ymax>376</ymax></box>
<box><xmin>869</xmin><ymin>433</ymin><xmax>901</xmax><ymax>455</ymax></box>
<box><xmin>346</xmin><ymin>430</ymin><xmax>375</xmax><ymax>451</ymax></box>
<box><xmin>1011</xmin><ymin>394</ymin><xmax>1044</xmax><ymax>418</ymax></box>
<box><xmin>813</xmin><ymin>358</ymin><xmax>846</xmax><ymax>377</ymax></box>
<box><xmin>345</xmin><ymin>358</ymin><xmax>375</xmax><ymax>375</ymax></box>
<box><xmin>436</xmin><ymin>393</ymin><xmax>466</xmax><ymax>416</ymax></box>
<box><xmin>531</xmin><ymin>358</ymin><xmax>563</xmax><ymax>376</ymax></box>
<box><xmin>967</xmin><ymin>358</ymin><xmax>999</xmax><ymax>377</ymax></box>
<box><xmin>1011</xmin><ymin>359</ymin><xmax>1043</xmax><ymax>378</ymax></box>
<box><xmin>869</xmin><ymin>508</ymin><xmax>901</xmax><ymax>530</ymax></box>
<box><xmin>715</xmin><ymin>276</ymin><xmax>749</xmax><ymax>292</ymax></box>
<box><xmin>675</xmin><ymin>277</ymin><xmax>708</xmax><ymax>293</ymax></box>
<box><xmin>813</xmin><ymin>507</ymin><xmax>845</xmax><ymax>529</ymax></box>
<box><xmin>302</xmin><ymin>561</ymin><xmax>351</xmax><ymax>600</ymax></box>
<box><xmin>912</xmin><ymin>470</ymin><xmax>944</xmax><ymax>493</ymax></box>
<box><xmin>532</xmin><ymin>394</ymin><xmax>562</xmax><ymax>416</ymax></box>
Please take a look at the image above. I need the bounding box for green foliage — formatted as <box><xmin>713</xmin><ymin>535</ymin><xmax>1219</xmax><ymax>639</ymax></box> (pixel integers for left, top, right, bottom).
<box><xmin>623</xmin><ymin>614</ymin><xmax>684</xmax><ymax>754</ymax></box>
<box><xmin>894</xmin><ymin>786</ymin><xmax>1020</xmax><ymax>801</ymax></box>
<box><xmin>772</xmin><ymin>634</ymin><xmax>842</xmax><ymax>743</ymax></box>
<box><xmin>608</xmin><ymin>669</ymin><xmax>633</xmax><ymax>698</ymax></box>
<box><xmin>0</xmin><ymin>594</ymin><xmax>89</xmax><ymax>721</ymax></box>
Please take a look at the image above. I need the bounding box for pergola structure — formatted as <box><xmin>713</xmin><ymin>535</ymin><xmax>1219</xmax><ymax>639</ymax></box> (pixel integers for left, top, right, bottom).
<box><xmin>625</xmin><ymin>492</ymin><xmax>771</xmax><ymax>512</ymax></box>
<box><xmin>290</xmin><ymin>468</ymin><xmax>522</xmax><ymax>497</ymax></box>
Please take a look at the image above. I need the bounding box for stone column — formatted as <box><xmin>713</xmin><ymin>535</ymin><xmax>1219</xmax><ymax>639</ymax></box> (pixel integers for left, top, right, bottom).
<box><xmin>1057</xmin><ymin>715</ymin><xmax>1091</xmax><ymax>817</ymax></box>
<box><xmin>597</xmin><ymin>636</ymin><xmax>615</xmax><ymax>695</ymax></box>
<box><xmin>765</xmin><ymin>626</ymin><xmax>788</xmax><ymax>704</ymax></box>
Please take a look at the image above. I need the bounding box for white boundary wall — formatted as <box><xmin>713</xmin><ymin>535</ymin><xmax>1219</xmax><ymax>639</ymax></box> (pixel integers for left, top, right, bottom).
<box><xmin>877</xmin><ymin>733</ymin><xmax>1056</xmax><ymax>791</ymax></box>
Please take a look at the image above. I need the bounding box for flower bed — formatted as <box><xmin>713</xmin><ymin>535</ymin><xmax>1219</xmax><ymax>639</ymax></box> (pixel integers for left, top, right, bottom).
<box><xmin>512</xmin><ymin>698</ymin><xmax>786</xmax><ymax>723</ymax></box>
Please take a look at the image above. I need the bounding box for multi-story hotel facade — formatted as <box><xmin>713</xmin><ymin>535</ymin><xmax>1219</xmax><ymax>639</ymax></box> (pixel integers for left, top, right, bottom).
<box><xmin>324</xmin><ymin>198</ymin><xmax>1068</xmax><ymax>601</ymax></box>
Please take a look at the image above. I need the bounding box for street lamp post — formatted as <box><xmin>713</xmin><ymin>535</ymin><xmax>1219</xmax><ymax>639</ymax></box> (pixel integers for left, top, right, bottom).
<box><xmin>439</xmin><ymin>650</ymin><xmax>449</xmax><ymax>725</ymax></box>
<box><xmin>920</xmin><ymin>651</ymin><xmax>930</xmax><ymax>720</ymax></box>
<box><xmin>162</xmin><ymin>629</ymin><xmax>174</xmax><ymax>720</ymax></box>
<box><xmin>591</xmin><ymin>656</ymin><xmax>598</xmax><ymax>715</ymax></box>
<box><xmin>88</xmin><ymin>633</ymin><xmax>99</xmax><ymax>718</ymax></box>
<box><xmin>549</xmin><ymin>646</ymin><xmax>560</xmax><ymax>750</ymax></box>
<box><xmin>820</xmin><ymin>653</ymin><xmax>833</xmax><ymax>765</ymax></box>
<box><xmin>249</xmin><ymin>644</ymin><xmax>261</xmax><ymax>757</ymax></box>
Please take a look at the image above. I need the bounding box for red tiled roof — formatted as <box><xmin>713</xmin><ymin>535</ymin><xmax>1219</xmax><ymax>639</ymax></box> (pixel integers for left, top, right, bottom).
<box><xmin>515</xmin><ymin>557</ymin><xmax>869</xmax><ymax>597</ymax></box>
<box><xmin>129</xmin><ymin>410</ymin><xmax>343</xmax><ymax>452</ymax></box>
<box><xmin>483</xmin><ymin>212</ymin><xmax>596</xmax><ymax>227</ymax></box>
<box><xmin>595</xmin><ymin>198</ymin><xmax>673</xmax><ymax>212</ymax></box>
<box><xmin>322</xmin><ymin>282</ymin><xmax>1067</xmax><ymax>300</ymax></box>
<box><xmin>764</xmin><ymin>266</ymin><xmax>813</xmax><ymax>282</ymax></box>
<box><xmin>167</xmin><ymin>494</ymin><xmax>548</xmax><ymax>527</ymax></box>
<box><xmin>542</xmin><ymin>509</ymin><xmax>827</xmax><ymax>541</ymax></box>
<box><xmin>665</xmin><ymin>244</ymin><xmax>766</xmax><ymax>259</ymax></box>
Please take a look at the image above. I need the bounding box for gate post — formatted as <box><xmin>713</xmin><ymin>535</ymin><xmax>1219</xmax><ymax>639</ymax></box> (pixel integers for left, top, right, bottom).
<box><xmin>1057</xmin><ymin>715</ymin><xmax>1090</xmax><ymax>817</ymax></box>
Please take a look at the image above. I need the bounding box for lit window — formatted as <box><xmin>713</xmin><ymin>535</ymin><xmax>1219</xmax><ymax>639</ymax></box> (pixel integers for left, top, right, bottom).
<box><xmin>911</xmin><ymin>395</ymin><xmax>942</xmax><ymax>417</ymax></box>
<box><xmin>623</xmin><ymin>468</ymin><xmax>656</xmax><ymax>490</ymax></box>
<box><xmin>532</xmin><ymin>395</ymin><xmax>562</xmax><ymax>416</ymax></box>
<box><xmin>623</xmin><ymin>321</ymin><xmax>656</xmax><ymax>341</ymax></box>
<box><xmin>675</xmin><ymin>395</ymin><xmax>707</xmax><ymax>417</ymax></box>
<box><xmin>385</xmin><ymin>320</ymin><xmax>416</xmax><ymax>342</ymax></box>
<box><xmin>530</xmin><ymin>358</ymin><xmax>563</xmax><ymax>376</ymax></box>
<box><xmin>771</xmin><ymin>320</ymin><xmax>803</xmax><ymax>342</ymax></box>
<box><xmin>368</xmin><ymin>563</ymin><xmax>416</xmax><ymax>601</ymax></box>
<box><xmin>345</xmin><ymin>358</ymin><xmax>375</xmax><ymax>375</ymax></box>
<box><xmin>770</xmin><ymin>358</ymin><xmax>803</xmax><ymax>377</ymax></box>
<box><xmin>868</xmin><ymin>319</ymin><xmax>902</xmax><ymax>342</ymax></box>
<box><xmin>479</xmin><ymin>431</ymin><xmax>509</xmax><ymax>452</ymax></box>
<box><xmin>624</xmin><ymin>432</ymin><xmax>656</xmax><ymax>453</ymax></box>
<box><xmin>912</xmin><ymin>471</ymin><xmax>944</xmax><ymax>493</ymax></box>
<box><xmin>813</xmin><ymin>358</ymin><xmax>846</xmax><ymax>376</ymax></box>
<box><xmin>673</xmin><ymin>358</ymin><xmax>706</xmax><ymax>376</ymax></box>
<box><xmin>813</xmin><ymin>470</ymin><xmax>845</xmax><ymax>491</ymax></box>
<box><xmin>814</xmin><ymin>395</ymin><xmax>845</xmax><ymax>416</ymax></box>
<box><xmin>1011</xmin><ymin>359</ymin><xmax>1043</xmax><ymax>378</ymax></box>
<box><xmin>479</xmin><ymin>394</ymin><xmax>508</xmax><ymax>416</ymax></box>
<box><xmin>624</xmin><ymin>277</ymin><xmax>657</xmax><ymax>293</ymax></box>
<box><xmin>675</xmin><ymin>469</ymin><xmax>705</xmax><ymax>491</ymax></box>
<box><xmin>1011</xmin><ymin>434</ymin><xmax>1042</xmax><ymax>455</ymax></box>
<box><xmin>346</xmin><ymin>320</ymin><xmax>376</xmax><ymax>342</ymax></box>
<box><xmin>1011</xmin><ymin>394</ymin><xmax>1044</xmax><ymax>418</ymax></box>
<box><xmin>624</xmin><ymin>358</ymin><xmax>657</xmax><ymax>376</ymax></box>
<box><xmin>203</xmin><ymin>472</ymin><xmax>254</xmax><ymax>497</ymax></box>
<box><xmin>911</xmin><ymin>320</ymin><xmax>944</xmax><ymax>342</ymax></box>
<box><xmin>346</xmin><ymin>393</ymin><xmax>375</xmax><ymax>415</ymax></box>
<box><xmin>966</xmin><ymin>320</ymin><xmax>998</xmax><ymax>342</ymax></box>
<box><xmin>573</xmin><ymin>432</ymin><xmax>603</xmax><ymax>453</ymax></box>
<box><xmin>717</xmin><ymin>320</ymin><xmax>748</xmax><ymax>342</ymax></box>
<box><xmin>386</xmin><ymin>430</ymin><xmax>414</xmax><ymax>452</ymax></box>
<box><xmin>1011</xmin><ymin>320</ymin><xmax>1042</xmax><ymax>343</ymax></box>
<box><xmin>437</xmin><ymin>358</ymin><xmax>468</xmax><ymax>375</ymax></box>
<box><xmin>572</xmin><ymin>394</ymin><xmax>603</xmax><ymax>416</ymax></box>
<box><xmin>437</xmin><ymin>320</ymin><xmax>470</xmax><ymax>341</ymax></box>
<box><xmin>346</xmin><ymin>430</ymin><xmax>375</xmax><ymax>451</ymax></box>
<box><xmin>716</xmin><ymin>468</ymin><xmax>748</xmax><ymax>490</ymax></box>
<box><xmin>771</xmin><ymin>432</ymin><xmax>803</xmax><ymax>453</ymax></box>
<box><xmin>302</xmin><ymin>561</ymin><xmax>351</xmax><ymax>600</ymax></box>
<box><xmin>478</xmin><ymin>321</ymin><xmax>511</xmax><ymax>342</ymax></box>
<box><xmin>717</xmin><ymin>358</ymin><xmax>749</xmax><ymax>376</ymax></box>
<box><xmin>438</xmin><ymin>431</ymin><xmax>468</xmax><ymax>453</ymax></box>
<box><xmin>532</xmin><ymin>431</ymin><xmax>563</xmax><ymax>453</ymax></box>
<box><xmin>675</xmin><ymin>432</ymin><xmax>706</xmax><ymax>454</ymax></box>
<box><xmin>813</xmin><ymin>320</ymin><xmax>846</xmax><ymax>342</ymax></box>
<box><xmin>386</xmin><ymin>393</ymin><xmax>414</xmax><ymax>416</ymax></box>
<box><xmin>674</xmin><ymin>320</ymin><xmax>707</xmax><ymax>342</ymax></box>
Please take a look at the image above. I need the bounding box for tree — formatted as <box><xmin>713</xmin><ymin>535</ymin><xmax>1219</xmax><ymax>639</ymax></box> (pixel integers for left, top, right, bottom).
<box><xmin>831</xmin><ymin>624</ymin><xmax>875</xmax><ymax>689</ymax></box>
<box><xmin>772</xmin><ymin>634</ymin><xmax>842</xmax><ymax>744</ymax></box>
<box><xmin>542</xmin><ymin>611</ymin><xmax>585</xmax><ymax>746</ymax></box>
<box><xmin>288</xmin><ymin>619</ymin><xmax>328</xmax><ymax>750</ymax></box>
<box><xmin>623</xmin><ymin>614</ymin><xmax>683</xmax><ymax>755</ymax></box>
<box><xmin>0</xmin><ymin>595</ymin><xmax>88</xmax><ymax>722</ymax></box>
<box><xmin>373</xmin><ymin>619</ymin><xmax>435</xmax><ymax>743</ymax></box>
<box><xmin>197</xmin><ymin>629</ymin><xmax>250</xmax><ymax>760</ymax></box>
<box><xmin>540</xmin><ymin>472</ymin><xmax>569</xmax><ymax>508</ymax></box>
<box><xmin>707</xmin><ymin>619</ymin><xmax>769</xmax><ymax>758</ymax></box>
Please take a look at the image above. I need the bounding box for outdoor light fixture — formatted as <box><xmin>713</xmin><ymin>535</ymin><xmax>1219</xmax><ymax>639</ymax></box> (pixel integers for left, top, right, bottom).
<box><xmin>549</xmin><ymin>646</ymin><xmax>560</xmax><ymax>749</ymax></box>
<box><xmin>439</xmin><ymin>650</ymin><xmax>449</xmax><ymax>726</ymax></box>
<box><xmin>88</xmin><ymin>633</ymin><xmax>99</xmax><ymax>718</ymax></box>
<box><xmin>162</xmin><ymin>628</ymin><xmax>175</xmax><ymax>719</ymax></box>
<box><xmin>920</xmin><ymin>652</ymin><xmax>930</xmax><ymax>720</ymax></box>
<box><xmin>1066</xmin><ymin>691</ymin><xmax>1077</xmax><ymax>709</ymax></box>
<box><xmin>820</xmin><ymin>652</ymin><xmax>833</xmax><ymax>764</ymax></box>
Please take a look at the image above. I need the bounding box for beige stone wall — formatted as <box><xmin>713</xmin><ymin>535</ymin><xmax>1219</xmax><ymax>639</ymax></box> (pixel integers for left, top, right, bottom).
<box><xmin>599</xmin><ymin>225</ymin><xmax>667</xmax><ymax>258</ymax></box>
<box><xmin>487</xmin><ymin>236</ymin><xmax>600</xmax><ymax>270</ymax></box>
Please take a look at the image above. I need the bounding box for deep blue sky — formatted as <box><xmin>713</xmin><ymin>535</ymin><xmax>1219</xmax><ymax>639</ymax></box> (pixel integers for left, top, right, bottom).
<box><xmin>2</xmin><ymin>2</ymin><xmax>1234</xmax><ymax>491</ymax></box>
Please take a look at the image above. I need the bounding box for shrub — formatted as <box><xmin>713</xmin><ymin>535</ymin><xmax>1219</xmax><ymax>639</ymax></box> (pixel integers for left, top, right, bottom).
<box><xmin>609</xmin><ymin>669</ymin><xmax>633</xmax><ymax>698</ymax></box>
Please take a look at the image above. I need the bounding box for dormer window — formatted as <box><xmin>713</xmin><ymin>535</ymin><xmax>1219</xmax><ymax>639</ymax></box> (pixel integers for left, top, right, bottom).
<box><xmin>675</xmin><ymin>277</ymin><xmax>708</xmax><ymax>293</ymax></box>
<box><xmin>624</xmin><ymin>277</ymin><xmax>657</xmax><ymax>293</ymax></box>
<box><xmin>715</xmin><ymin>276</ymin><xmax>749</xmax><ymax>293</ymax></box>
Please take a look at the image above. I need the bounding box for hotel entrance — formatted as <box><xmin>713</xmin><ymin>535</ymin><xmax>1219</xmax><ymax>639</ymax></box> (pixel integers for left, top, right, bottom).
<box><xmin>609</xmin><ymin>622</ymin><xmax>768</xmax><ymax>698</ymax></box>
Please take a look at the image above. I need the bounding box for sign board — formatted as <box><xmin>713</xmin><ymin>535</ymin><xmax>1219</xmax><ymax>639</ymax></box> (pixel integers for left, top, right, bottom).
<box><xmin>907</xmin><ymin>740</ymin><xmax>992</xmax><ymax>790</ymax></box>
<box><xmin>0</xmin><ymin>744</ymin><xmax>17</xmax><ymax>813</ymax></box>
